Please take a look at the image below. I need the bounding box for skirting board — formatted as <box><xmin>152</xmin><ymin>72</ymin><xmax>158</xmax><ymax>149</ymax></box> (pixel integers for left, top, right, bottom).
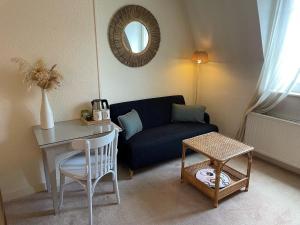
<box><xmin>254</xmin><ymin>151</ymin><xmax>300</xmax><ymax>175</ymax></box>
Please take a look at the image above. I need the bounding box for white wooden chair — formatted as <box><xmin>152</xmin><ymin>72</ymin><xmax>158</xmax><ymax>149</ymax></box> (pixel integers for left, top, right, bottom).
<box><xmin>58</xmin><ymin>128</ymin><xmax>120</xmax><ymax>225</ymax></box>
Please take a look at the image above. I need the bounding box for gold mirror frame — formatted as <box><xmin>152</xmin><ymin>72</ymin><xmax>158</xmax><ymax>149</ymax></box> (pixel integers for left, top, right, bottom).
<box><xmin>108</xmin><ymin>5</ymin><xmax>161</xmax><ymax>67</ymax></box>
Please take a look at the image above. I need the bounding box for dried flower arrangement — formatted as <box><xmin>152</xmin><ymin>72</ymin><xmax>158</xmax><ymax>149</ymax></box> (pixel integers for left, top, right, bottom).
<box><xmin>11</xmin><ymin>58</ymin><xmax>63</xmax><ymax>90</ymax></box>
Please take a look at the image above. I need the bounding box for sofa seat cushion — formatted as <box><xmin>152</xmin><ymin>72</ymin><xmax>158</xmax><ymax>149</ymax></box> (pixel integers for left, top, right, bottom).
<box><xmin>125</xmin><ymin>122</ymin><xmax>218</xmax><ymax>169</ymax></box>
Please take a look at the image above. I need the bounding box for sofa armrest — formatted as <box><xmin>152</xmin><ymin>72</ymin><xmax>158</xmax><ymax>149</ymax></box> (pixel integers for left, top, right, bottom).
<box><xmin>118</xmin><ymin>131</ymin><xmax>127</xmax><ymax>145</ymax></box>
<box><xmin>204</xmin><ymin>112</ymin><xmax>210</xmax><ymax>124</ymax></box>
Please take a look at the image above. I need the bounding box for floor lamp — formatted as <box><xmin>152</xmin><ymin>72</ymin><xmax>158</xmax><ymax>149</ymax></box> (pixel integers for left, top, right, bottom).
<box><xmin>192</xmin><ymin>51</ymin><xmax>208</xmax><ymax>104</ymax></box>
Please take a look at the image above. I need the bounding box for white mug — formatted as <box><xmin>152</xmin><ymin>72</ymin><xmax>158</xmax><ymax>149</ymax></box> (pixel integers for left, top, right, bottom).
<box><xmin>93</xmin><ymin>110</ymin><xmax>102</xmax><ymax>121</ymax></box>
<box><xmin>101</xmin><ymin>109</ymin><xmax>110</xmax><ymax>120</ymax></box>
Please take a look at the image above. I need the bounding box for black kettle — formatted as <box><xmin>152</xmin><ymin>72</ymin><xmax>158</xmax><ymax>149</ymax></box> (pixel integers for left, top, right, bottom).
<box><xmin>91</xmin><ymin>99</ymin><xmax>109</xmax><ymax>110</ymax></box>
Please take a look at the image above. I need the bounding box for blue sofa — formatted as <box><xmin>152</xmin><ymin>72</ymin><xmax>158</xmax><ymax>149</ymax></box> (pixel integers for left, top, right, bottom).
<box><xmin>110</xmin><ymin>95</ymin><xmax>218</xmax><ymax>171</ymax></box>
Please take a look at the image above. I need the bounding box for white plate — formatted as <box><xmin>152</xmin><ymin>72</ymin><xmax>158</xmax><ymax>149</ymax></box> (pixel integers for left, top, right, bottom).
<box><xmin>195</xmin><ymin>168</ymin><xmax>231</xmax><ymax>189</ymax></box>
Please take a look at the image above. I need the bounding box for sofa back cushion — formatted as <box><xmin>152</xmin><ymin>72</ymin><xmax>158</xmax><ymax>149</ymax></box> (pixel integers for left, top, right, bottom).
<box><xmin>110</xmin><ymin>95</ymin><xmax>185</xmax><ymax>130</ymax></box>
<box><xmin>172</xmin><ymin>104</ymin><xmax>206</xmax><ymax>123</ymax></box>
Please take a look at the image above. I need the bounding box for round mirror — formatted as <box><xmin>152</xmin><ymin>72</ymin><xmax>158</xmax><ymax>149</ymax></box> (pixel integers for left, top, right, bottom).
<box><xmin>123</xmin><ymin>21</ymin><xmax>149</xmax><ymax>54</ymax></box>
<box><xmin>108</xmin><ymin>5</ymin><xmax>160</xmax><ymax>67</ymax></box>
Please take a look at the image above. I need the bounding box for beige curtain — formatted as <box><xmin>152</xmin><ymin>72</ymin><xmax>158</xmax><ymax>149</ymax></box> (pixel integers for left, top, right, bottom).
<box><xmin>236</xmin><ymin>0</ymin><xmax>300</xmax><ymax>141</ymax></box>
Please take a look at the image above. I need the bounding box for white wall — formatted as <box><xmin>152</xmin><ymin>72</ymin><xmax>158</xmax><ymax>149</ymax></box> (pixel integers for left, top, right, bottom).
<box><xmin>96</xmin><ymin>0</ymin><xmax>195</xmax><ymax>104</ymax></box>
<box><xmin>0</xmin><ymin>0</ymin><xmax>99</xmax><ymax>201</ymax></box>
<box><xmin>197</xmin><ymin>62</ymin><xmax>262</xmax><ymax>137</ymax></box>
<box><xmin>183</xmin><ymin>0</ymin><xmax>264</xmax><ymax>137</ymax></box>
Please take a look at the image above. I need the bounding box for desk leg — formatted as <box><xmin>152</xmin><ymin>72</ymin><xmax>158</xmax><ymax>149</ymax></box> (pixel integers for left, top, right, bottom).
<box><xmin>214</xmin><ymin>163</ymin><xmax>222</xmax><ymax>208</ymax></box>
<box><xmin>42</xmin><ymin>143</ymin><xmax>73</xmax><ymax>215</ymax></box>
<box><xmin>45</xmin><ymin>150</ymin><xmax>59</xmax><ymax>215</ymax></box>
<box><xmin>245</xmin><ymin>151</ymin><xmax>253</xmax><ymax>192</ymax></box>
<box><xmin>42</xmin><ymin>151</ymin><xmax>51</xmax><ymax>192</ymax></box>
<box><xmin>181</xmin><ymin>145</ymin><xmax>187</xmax><ymax>183</ymax></box>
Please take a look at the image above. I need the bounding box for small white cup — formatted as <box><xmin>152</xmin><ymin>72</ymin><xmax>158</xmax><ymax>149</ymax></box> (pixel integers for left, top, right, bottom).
<box><xmin>101</xmin><ymin>109</ymin><xmax>110</xmax><ymax>120</ymax></box>
<box><xmin>93</xmin><ymin>110</ymin><xmax>102</xmax><ymax>121</ymax></box>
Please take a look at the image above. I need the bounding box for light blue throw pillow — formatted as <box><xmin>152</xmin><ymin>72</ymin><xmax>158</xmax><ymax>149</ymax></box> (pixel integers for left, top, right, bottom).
<box><xmin>118</xmin><ymin>109</ymin><xmax>143</xmax><ymax>140</ymax></box>
<box><xmin>172</xmin><ymin>104</ymin><xmax>206</xmax><ymax>123</ymax></box>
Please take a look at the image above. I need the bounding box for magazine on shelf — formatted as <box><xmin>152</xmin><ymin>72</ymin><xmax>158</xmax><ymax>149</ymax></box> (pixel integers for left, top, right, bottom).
<box><xmin>195</xmin><ymin>168</ymin><xmax>231</xmax><ymax>189</ymax></box>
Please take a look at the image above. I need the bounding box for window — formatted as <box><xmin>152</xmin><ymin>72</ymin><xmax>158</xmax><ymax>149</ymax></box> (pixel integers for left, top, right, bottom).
<box><xmin>284</xmin><ymin>1</ymin><xmax>300</xmax><ymax>94</ymax></box>
<box><xmin>292</xmin><ymin>81</ymin><xmax>300</xmax><ymax>94</ymax></box>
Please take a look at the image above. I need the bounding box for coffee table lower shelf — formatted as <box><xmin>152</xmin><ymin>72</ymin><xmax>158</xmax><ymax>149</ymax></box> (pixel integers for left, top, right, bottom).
<box><xmin>182</xmin><ymin>160</ymin><xmax>248</xmax><ymax>205</ymax></box>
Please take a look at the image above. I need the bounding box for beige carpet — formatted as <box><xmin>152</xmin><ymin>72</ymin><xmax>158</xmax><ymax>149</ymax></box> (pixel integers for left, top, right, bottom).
<box><xmin>5</xmin><ymin>155</ymin><xmax>300</xmax><ymax>225</ymax></box>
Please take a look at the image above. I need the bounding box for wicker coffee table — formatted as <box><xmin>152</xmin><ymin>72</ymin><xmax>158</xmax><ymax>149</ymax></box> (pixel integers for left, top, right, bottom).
<box><xmin>181</xmin><ymin>132</ymin><xmax>254</xmax><ymax>207</ymax></box>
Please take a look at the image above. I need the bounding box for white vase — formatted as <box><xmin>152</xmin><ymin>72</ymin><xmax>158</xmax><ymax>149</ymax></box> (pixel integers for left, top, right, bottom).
<box><xmin>40</xmin><ymin>89</ymin><xmax>54</xmax><ymax>129</ymax></box>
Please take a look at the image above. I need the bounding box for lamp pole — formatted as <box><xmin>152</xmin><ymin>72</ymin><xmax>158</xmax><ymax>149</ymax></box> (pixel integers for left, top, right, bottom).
<box><xmin>191</xmin><ymin>51</ymin><xmax>208</xmax><ymax>105</ymax></box>
<box><xmin>194</xmin><ymin>64</ymin><xmax>200</xmax><ymax>104</ymax></box>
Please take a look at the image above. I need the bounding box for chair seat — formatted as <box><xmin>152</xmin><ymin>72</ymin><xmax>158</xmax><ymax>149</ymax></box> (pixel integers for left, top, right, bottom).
<box><xmin>60</xmin><ymin>153</ymin><xmax>113</xmax><ymax>180</ymax></box>
<box><xmin>128</xmin><ymin>122</ymin><xmax>218</xmax><ymax>147</ymax></box>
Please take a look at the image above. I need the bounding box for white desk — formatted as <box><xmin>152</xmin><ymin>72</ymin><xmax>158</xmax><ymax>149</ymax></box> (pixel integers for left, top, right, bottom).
<box><xmin>33</xmin><ymin>119</ymin><xmax>121</xmax><ymax>214</ymax></box>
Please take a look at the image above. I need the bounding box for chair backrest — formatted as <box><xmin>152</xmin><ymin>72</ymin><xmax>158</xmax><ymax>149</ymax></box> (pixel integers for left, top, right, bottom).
<box><xmin>71</xmin><ymin>128</ymin><xmax>119</xmax><ymax>179</ymax></box>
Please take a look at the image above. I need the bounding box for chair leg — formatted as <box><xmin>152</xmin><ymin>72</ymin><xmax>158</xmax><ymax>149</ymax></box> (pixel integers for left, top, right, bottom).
<box><xmin>59</xmin><ymin>173</ymin><xmax>65</xmax><ymax>211</ymax></box>
<box><xmin>87</xmin><ymin>179</ymin><xmax>93</xmax><ymax>225</ymax></box>
<box><xmin>113</xmin><ymin>171</ymin><xmax>120</xmax><ymax>204</ymax></box>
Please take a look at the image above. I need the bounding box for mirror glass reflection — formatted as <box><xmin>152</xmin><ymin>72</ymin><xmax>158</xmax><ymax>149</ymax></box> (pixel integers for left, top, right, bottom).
<box><xmin>123</xmin><ymin>21</ymin><xmax>149</xmax><ymax>53</ymax></box>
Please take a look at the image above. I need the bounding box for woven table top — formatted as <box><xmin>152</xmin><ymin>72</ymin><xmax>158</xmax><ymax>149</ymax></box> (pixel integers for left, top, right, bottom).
<box><xmin>183</xmin><ymin>132</ymin><xmax>254</xmax><ymax>162</ymax></box>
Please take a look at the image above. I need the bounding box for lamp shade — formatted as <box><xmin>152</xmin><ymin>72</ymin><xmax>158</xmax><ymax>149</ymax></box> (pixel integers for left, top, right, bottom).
<box><xmin>192</xmin><ymin>51</ymin><xmax>208</xmax><ymax>64</ymax></box>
